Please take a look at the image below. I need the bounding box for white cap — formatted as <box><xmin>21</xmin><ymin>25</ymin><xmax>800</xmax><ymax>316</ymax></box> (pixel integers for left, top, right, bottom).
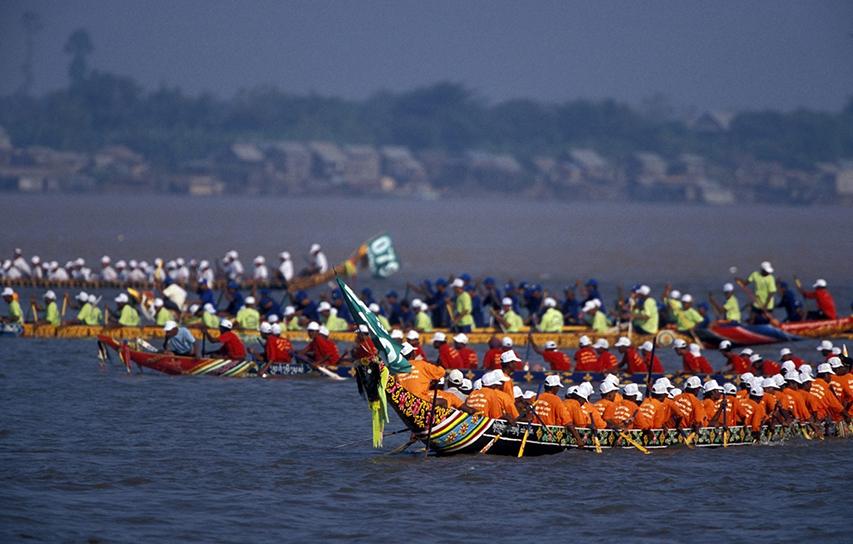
<box><xmin>358</xmin><ymin>324</ymin><xmax>369</xmax><ymax>333</ymax></box>
<box><xmin>740</xmin><ymin>372</ymin><xmax>755</xmax><ymax>384</ymax></box>
<box><xmin>254</xmin><ymin>256</ymin><xmax>265</xmax><ymax>264</ymax></box>
<box><xmin>723</xmin><ymin>282</ymin><xmax>734</xmax><ymax>292</ymax></box>
<box><xmin>390</xmin><ymin>329</ymin><xmax>404</xmax><ymax>340</ymax></box>
<box><xmin>578</xmin><ymin>335</ymin><xmax>592</xmax><ymax>347</ymax></box>
<box><xmin>284</xmin><ymin>306</ymin><xmax>295</xmax><ymax>316</ymax></box>
<box><xmin>779</xmin><ymin>348</ymin><xmax>792</xmax><ymax>357</ymax></box>
<box><xmin>572</xmin><ymin>385</ymin><xmax>590</xmax><ymax>400</ymax></box>
<box><xmin>473</xmin><ymin>379</ymin><xmax>482</xmax><ymax>390</ymax></box>
<box><xmin>306</xmin><ymin>321</ymin><xmax>320</xmax><ymax>332</ymax></box>
<box><xmin>799</xmin><ymin>371</ymin><xmax>814</xmax><ymax>383</ymax></box>
<box><xmin>199</xmin><ymin>260</ymin><xmax>210</xmax><ymax>269</ymax></box>
<box><xmin>816</xmin><ymin>340</ymin><xmax>833</xmax><ymax>351</ymax></box>
<box><xmin>832</xmin><ymin>347</ymin><xmax>842</xmax><ymax>355</ymax></box>
<box><xmin>673</xmin><ymin>339</ymin><xmax>687</xmax><ymax>349</ymax></box>
<box><xmin>723</xmin><ymin>383</ymin><xmax>737</xmax><ymax>395</ymax></box>
<box><xmin>670</xmin><ymin>289</ymin><xmax>681</xmax><ymax>300</ymax></box>
<box><xmin>163</xmin><ymin>320</ymin><xmax>178</xmax><ymax>332</ymax></box>
<box><xmin>271</xmin><ymin>324</ymin><xmax>282</xmax><ymax>335</ymax></box>
<box><xmin>773</xmin><ymin>374</ymin><xmax>787</xmax><ymax>387</ymax></box>
<box><xmin>623</xmin><ymin>383</ymin><xmax>641</xmax><ymax>398</ymax></box>
<box><xmin>405</xmin><ymin>330</ymin><xmax>420</xmax><ymax>340</ymax></box>
<box><xmin>501</xmin><ymin>297</ymin><xmax>513</xmax><ymax>306</ymax></box>
<box><xmin>309</xmin><ymin>244</ymin><xmax>321</xmax><ymax>253</ymax></box>
<box><xmin>522</xmin><ymin>390</ymin><xmax>536</xmax><ymax>400</ymax></box>
<box><xmin>44</xmin><ymin>290</ymin><xmax>56</xmax><ymax>300</ymax></box>
<box><xmin>501</xmin><ymin>336</ymin><xmax>513</xmax><ymax>347</ymax></box>
<box><xmin>154</xmin><ymin>298</ymin><xmax>164</xmax><ymax>308</ymax></box>
<box><xmin>512</xmin><ymin>386</ymin><xmax>524</xmax><ymax>399</ymax></box>
<box><xmin>544</xmin><ymin>340</ymin><xmax>557</xmax><ymax>349</ymax></box>
<box><xmin>581</xmin><ymin>301</ymin><xmax>598</xmax><ymax>313</ymax></box>
<box><xmin>760</xmin><ymin>261</ymin><xmax>774</xmax><ymax>274</ymax></box>
<box><xmin>544</xmin><ymin>297</ymin><xmax>557</xmax><ymax>308</ymax></box>
<box><xmin>267</xmin><ymin>314</ymin><xmax>279</xmax><ymax>323</ymax></box>
<box><xmin>87</xmin><ymin>294</ymin><xmax>97</xmax><ymax>304</ymax></box>
<box><xmin>614</xmin><ymin>336</ymin><xmax>631</xmax><ymax>348</ymax></box>
<box><xmin>448</xmin><ymin>369</ymin><xmax>464</xmax><ymax>385</ymax></box>
<box><xmin>411</xmin><ymin>299</ymin><xmax>423</xmax><ymax>310</ymax></box>
<box><xmin>245</xmin><ymin>296</ymin><xmax>256</xmax><ymax>305</ymax></box>
<box><xmin>500</xmin><ymin>350</ymin><xmax>522</xmax><ymax>364</ymax></box>
<box><xmin>600</xmin><ymin>381</ymin><xmax>618</xmax><ymax>394</ymax></box>
<box><xmin>813</xmin><ymin>278</ymin><xmax>827</xmax><ymax>288</ymax></box>
<box><xmin>784</xmin><ymin>371</ymin><xmax>801</xmax><ymax>384</ymax></box>
<box><xmin>220</xmin><ymin>318</ymin><xmax>233</xmax><ymax>330</ymax></box>
<box><xmin>828</xmin><ymin>356</ymin><xmax>843</xmax><ymax>369</ymax></box>
<box><xmin>654</xmin><ymin>377</ymin><xmax>672</xmax><ymax>389</ymax></box>
<box><xmin>189</xmin><ymin>304</ymin><xmax>200</xmax><ymax>314</ymax></box>
<box><xmin>668</xmin><ymin>388</ymin><xmax>682</xmax><ymax>399</ymax></box>
<box><xmin>2</xmin><ymin>287</ymin><xmax>14</xmax><ymax>296</ymax></box>
<box><xmin>400</xmin><ymin>342</ymin><xmax>414</xmax><ymax>356</ymax></box>
<box><xmin>688</xmin><ymin>343</ymin><xmax>701</xmax><ymax>355</ymax></box>
<box><xmin>817</xmin><ymin>363</ymin><xmax>835</xmax><ymax>375</ymax></box>
<box><xmin>101</xmin><ymin>255</ymin><xmax>111</xmax><ymax>264</ymax></box>
<box><xmin>740</xmin><ymin>347</ymin><xmax>754</xmax><ymax>356</ymax></box>
<box><xmin>593</xmin><ymin>338</ymin><xmax>609</xmax><ymax>350</ymax></box>
<box><xmin>368</xmin><ymin>303</ymin><xmax>381</xmax><ymax>313</ymax></box>
<box><xmin>762</xmin><ymin>377</ymin><xmax>777</xmax><ymax>389</ymax></box>
<box><xmin>279</xmin><ymin>251</ymin><xmax>291</xmax><ymax>260</ymax></box>
<box><xmin>544</xmin><ymin>375</ymin><xmax>563</xmax><ymax>388</ymax></box>
<box><xmin>481</xmin><ymin>371</ymin><xmax>499</xmax><ymax>387</ymax></box>
<box><xmin>318</xmin><ymin>326</ymin><xmax>330</xmax><ymax>336</ymax></box>
<box><xmin>204</xmin><ymin>303</ymin><xmax>216</xmax><ymax>314</ymax></box>
<box><xmin>638</xmin><ymin>285</ymin><xmax>651</xmax><ymax>296</ymax></box>
<box><xmin>451</xmin><ymin>278</ymin><xmax>464</xmax><ymax>288</ymax></box>
<box><xmin>639</xmin><ymin>341</ymin><xmax>653</xmax><ymax>352</ymax></box>
<box><xmin>259</xmin><ymin>322</ymin><xmax>272</xmax><ymax>334</ymax></box>
<box><xmin>31</xmin><ymin>255</ymin><xmax>40</xmax><ymax>263</ymax></box>
<box><xmin>115</xmin><ymin>293</ymin><xmax>129</xmax><ymax>303</ymax></box>
<box><xmin>432</xmin><ymin>332</ymin><xmax>446</xmax><ymax>343</ymax></box>
<box><xmin>453</xmin><ymin>333</ymin><xmax>468</xmax><ymax>344</ymax></box>
<box><xmin>685</xmin><ymin>376</ymin><xmax>702</xmax><ymax>390</ymax></box>
<box><xmin>681</xmin><ymin>294</ymin><xmax>693</xmax><ymax>303</ymax></box>
<box><xmin>799</xmin><ymin>364</ymin><xmax>813</xmax><ymax>378</ymax></box>
<box><xmin>703</xmin><ymin>380</ymin><xmax>723</xmax><ymax>393</ymax></box>
<box><xmin>749</xmin><ymin>385</ymin><xmax>764</xmax><ymax>397</ymax></box>
<box><xmin>491</xmin><ymin>369</ymin><xmax>511</xmax><ymax>384</ymax></box>
<box><xmin>719</xmin><ymin>340</ymin><xmax>732</xmax><ymax>350</ymax></box>
<box><xmin>317</xmin><ymin>301</ymin><xmax>331</xmax><ymax>312</ymax></box>
<box><xmin>749</xmin><ymin>354</ymin><xmax>762</xmax><ymax>363</ymax></box>
<box><xmin>781</xmin><ymin>360</ymin><xmax>796</xmax><ymax>373</ymax></box>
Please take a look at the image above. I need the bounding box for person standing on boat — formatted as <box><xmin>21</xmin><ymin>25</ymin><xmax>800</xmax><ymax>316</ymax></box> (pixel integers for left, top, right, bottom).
<box><xmin>736</xmin><ymin>261</ymin><xmax>777</xmax><ymax>324</ymax></box>
<box><xmin>450</xmin><ymin>279</ymin><xmax>474</xmax><ymax>333</ymax></box>
<box><xmin>201</xmin><ymin>318</ymin><xmax>247</xmax><ymax>360</ymax></box>
<box><xmin>224</xmin><ymin>281</ymin><xmax>245</xmax><ymax>317</ymax></box>
<box><xmin>113</xmin><ymin>293</ymin><xmax>140</xmax><ymax>327</ymax></box>
<box><xmin>277</xmin><ymin>252</ymin><xmax>294</xmax><ymax>284</ymax></box>
<box><xmin>795</xmin><ymin>278</ymin><xmax>837</xmax><ymax>321</ymax></box>
<box><xmin>1</xmin><ymin>288</ymin><xmax>23</xmax><ymax>325</ymax></box>
<box><xmin>162</xmin><ymin>320</ymin><xmax>197</xmax><ymax>357</ymax></box>
<box><xmin>709</xmin><ymin>283</ymin><xmax>741</xmax><ymax>322</ymax></box>
<box><xmin>630</xmin><ymin>285</ymin><xmax>659</xmax><ymax>335</ymax></box>
<box><xmin>252</xmin><ymin>256</ymin><xmax>269</xmax><ymax>283</ymax></box>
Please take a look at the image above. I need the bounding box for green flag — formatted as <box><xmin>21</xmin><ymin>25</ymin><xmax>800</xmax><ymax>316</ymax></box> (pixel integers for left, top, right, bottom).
<box><xmin>336</xmin><ymin>277</ymin><xmax>411</xmax><ymax>374</ymax></box>
<box><xmin>366</xmin><ymin>234</ymin><xmax>400</xmax><ymax>279</ymax></box>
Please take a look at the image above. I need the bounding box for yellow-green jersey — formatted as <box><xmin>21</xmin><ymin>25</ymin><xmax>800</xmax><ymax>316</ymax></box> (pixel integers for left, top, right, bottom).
<box><xmin>591</xmin><ymin>310</ymin><xmax>609</xmax><ymax>332</ymax></box>
<box><xmin>235</xmin><ymin>307</ymin><xmax>261</xmax><ymax>330</ymax></box>
<box><xmin>723</xmin><ymin>295</ymin><xmax>741</xmax><ymax>322</ymax></box>
<box><xmin>455</xmin><ymin>291</ymin><xmax>474</xmax><ymax>327</ymax></box>
<box><xmin>118</xmin><ymin>305</ymin><xmax>141</xmax><ymax>327</ymax></box>
<box><xmin>502</xmin><ymin>310</ymin><xmax>524</xmax><ymax>332</ymax></box>
<box><xmin>676</xmin><ymin>307</ymin><xmax>704</xmax><ymax>331</ymax></box>
<box><xmin>539</xmin><ymin>307</ymin><xmax>564</xmax><ymax>332</ymax></box>
<box><xmin>747</xmin><ymin>271</ymin><xmax>776</xmax><ymax>310</ymax></box>
<box><xmin>45</xmin><ymin>301</ymin><xmax>60</xmax><ymax>326</ymax></box>
<box><xmin>8</xmin><ymin>299</ymin><xmax>23</xmax><ymax>325</ymax></box>
<box><xmin>415</xmin><ymin>311</ymin><xmax>433</xmax><ymax>332</ymax></box>
<box><xmin>633</xmin><ymin>297</ymin><xmax>659</xmax><ymax>334</ymax></box>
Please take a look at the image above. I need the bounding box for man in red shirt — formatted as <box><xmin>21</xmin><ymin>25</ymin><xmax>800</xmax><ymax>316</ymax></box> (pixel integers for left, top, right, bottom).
<box><xmin>299</xmin><ymin>321</ymin><xmax>340</xmax><ymax>366</ymax></box>
<box><xmin>432</xmin><ymin>331</ymin><xmax>465</xmax><ymax>369</ymax></box>
<box><xmin>750</xmin><ymin>353</ymin><xmax>781</xmax><ymax>377</ymax></box>
<box><xmin>406</xmin><ymin>330</ymin><xmax>428</xmax><ymax>360</ymax></box>
<box><xmin>720</xmin><ymin>340</ymin><xmax>751</xmax><ymax>374</ymax></box>
<box><xmin>574</xmin><ymin>335</ymin><xmax>599</xmax><ymax>372</ymax></box>
<box><xmin>614</xmin><ymin>336</ymin><xmax>646</xmax><ymax>374</ymax></box>
<box><xmin>528</xmin><ymin>334</ymin><xmax>571</xmax><ymax>371</ymax></box>
<box><xmin>797</xmin><ymin>278</ymin><xmax>837</xmax><ymax>320</ymax></box>
<box><xmin>673</xmin><ymin>340</ymin><xmax>712</xmax><ymax>374</ymax></box>
<box><xmin>453</xmin><ymin>333</ymin><xmax>479</xmax><ymax>369</ymax></box>
<box><xmin>202</xmin><ymin>318</ymin><xmax>248</xmax><ymax>360</ymax></box>
<box><xmin>481</xmin><ymin>336</ymin><xmax>504</xmax><ymax>369</ymax></box>
<box><xmin>594</xmin><ymin>338</ymin><xmax>618</xmax><ymax>373</ymax></box>
<box><xmin>638</xmin><ymin>341</ymin><xmax>664</xmax><ymax>373</ymax></box>
<box><xmin>347</xmin><ymin>325</ymin><xmax>378</xmax><ymax>362</ymax></box>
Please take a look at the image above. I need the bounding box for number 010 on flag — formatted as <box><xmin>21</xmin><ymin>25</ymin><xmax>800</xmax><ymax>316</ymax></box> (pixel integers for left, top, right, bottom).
<box><xmin>366</xmin><ymin>234</ymin><xmax>400</xmax><ymax>279</ymax></box>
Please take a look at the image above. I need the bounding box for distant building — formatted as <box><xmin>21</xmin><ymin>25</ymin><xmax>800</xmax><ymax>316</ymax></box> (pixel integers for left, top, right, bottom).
<box><xmin>465</xmin><ymin>150</ymin><xmax>525</xmax><ymax>190</ymax></box>
<box><xmin>343</xmin><ymin>144</ymin><xmax>380</xmax><ymax>189</ymax></box>
<box><xmin>308</xmin><ymin>141</ymin><xmax>347</xmax><ymax>185</ymax></box>
<box><xmin>380</xmin><ymin>145</ymin><xmax>426</xmax><ymax>185</ymax></box>
<box><xmin>266</xmin><ymin>141</ymin><xmax>312</xmax><ymax>192</ymax></box>
<box><xmin>691</xmin><ymin>111</ymin><xmax>735</xmax><ymax>132</ymax></box>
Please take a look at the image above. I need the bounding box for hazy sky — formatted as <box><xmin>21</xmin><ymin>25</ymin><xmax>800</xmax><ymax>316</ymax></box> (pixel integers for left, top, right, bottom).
<box><xmin>1</xmin><ymin>1</ymin><xmax>851</xmax><ymax>112</ymax></box>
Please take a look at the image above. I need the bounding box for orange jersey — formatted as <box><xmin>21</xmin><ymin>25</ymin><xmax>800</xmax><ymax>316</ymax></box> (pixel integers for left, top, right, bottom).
<box><xmin>761</xmin><ymin>391</ymin><xmax>778</xmax><ymax>415</ymax></box>
<box><xmin>632</xmin><ymin>398</ymin><xmax>661</xmax><ymax>430</ymax></box>
<box><xmin>672</xmin><ymin>392</ymin><xmax>707</xmax><ymax>427</ymax></box>
<box><xmin>810</xmin><ymin>378</ymin><xmax>844</xmax><ymax>418</ymax></box>
<box><xmin>604</xmin><ymin>398</ymin><xmax>637</xmax><ymax>426</ymax></box>
<box><xmin>780</xmin><ymin>389</ymin><xmax>811</xmax><ymax>421</ymax></box>
<box><xmin>533</xmin><ymin>392</ymin><xmax>572</xmax><ymax>426</ymax></box>
<box><xmin>574</xmin><ymin>347</ymin><xmax>599</xmax><ymax>372</ymax></box>
<box><xmin>465</xmin><ymin>388</ymin><xmax>519</xmax><ymax>419</ymax></box>
<box><xmin>397</xmin><ymin>359</ymin><xmax>446</xmax><ymax>398</ymax></box>
<box><xmin>500</xmin><ymin>374</ymin><xmax>515</xmax><ymax>399</ymax></box>
<box><xmin>436</xmin><ymin>389</ymin><xmax>463</xmax><ymax>409</ymax></box>
<box><xmin>737</xmin><ymin>397</ymin><xmax>767</xmax><ymax>432</ymax></box>
<box><xmin>594</xmin><ymin>398</ymin><xmax>612</xmax><ymax>418</ymax></box>
<box><xmin>707</xmin><ymin>397</ymin><xmax>739</xmax><ymax>427</ymax></box>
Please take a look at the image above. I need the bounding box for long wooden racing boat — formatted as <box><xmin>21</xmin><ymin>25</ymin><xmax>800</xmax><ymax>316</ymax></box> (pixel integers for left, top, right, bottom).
<box><xmin>696</xmin><ymin>316</ymin><xmax>853</xmax><ymax>347</ymax></box>
<box><xmin>384</xmin><ymin>374</ymin><xmax>850</xmax><ymax>455</ymax></box>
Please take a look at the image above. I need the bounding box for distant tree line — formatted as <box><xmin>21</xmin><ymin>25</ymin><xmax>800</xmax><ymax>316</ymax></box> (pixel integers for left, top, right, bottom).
<box><xmin>2</xmin><ymin>28</ymin><xmax>852</xmax><ymax>171</ymax></box>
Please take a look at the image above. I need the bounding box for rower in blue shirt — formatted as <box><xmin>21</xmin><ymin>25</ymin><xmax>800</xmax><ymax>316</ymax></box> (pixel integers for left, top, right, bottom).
<box><xmin>163</xmin><ymin>320</ymin><xmax>197</xmax><ymax>357</ymax></box>
<box><xmin>225</xmin><ymin>281</ymin><xmax>245</xmax><ymax>316</ymax></box>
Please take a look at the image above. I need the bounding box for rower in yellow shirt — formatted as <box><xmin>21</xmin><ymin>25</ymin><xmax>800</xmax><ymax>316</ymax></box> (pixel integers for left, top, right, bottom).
<box><xmin>709</xmin><ymin>283</ymin><xmax>742</xmax><ymax>322</ymax></box>
<box><xmin>493</xmin><ymin>297</ymin><xmax>523</xmax><ymax>332</ymax></box>
<box><xmin>451</xmin><ymin>279</ymin><xmax>474</xmax><ymax>333</ymax></box>
<box><xmin>675</xmin><ymin>294</ymin><xmax>704</xmax><ymax>332</ymax></box>
<box><xmin>412</xmin><ymin>299</ymin><xmax>434</xmax><ymax>332</ymax></box>
<box><xmin>2</xmin><ymin>287</ymin><xmax>23</xmax><ymax>325</ymax></box>
<box><xmin>538</xmin><ymin>297</ymin><xmax>564</xmax><ymax>332</ymax></box>
<box><xmin>235</xmin><ymin>296</ymin><xmax>261</xmax><ymax>330</ymax></box>
<box><xmin>42</xmin><ymin>290</ymin><xmax>61</xmax><ymax>326</ymax></box>
<box><xmin>114</xmin><ymin>293</ymin><xmax>141</xmax><ymax>327</ymax></box>
<box><xmin>84</xmin><ymin>294</ymin><xmax>103</xmax><ymax>325</ymax></box>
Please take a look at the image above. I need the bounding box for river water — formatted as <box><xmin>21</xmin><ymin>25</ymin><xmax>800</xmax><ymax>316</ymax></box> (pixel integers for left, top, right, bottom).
<box><xmin>2</xmin><ymin>194</ymin><xmax>853</xmax><ymax>542</ymax></box>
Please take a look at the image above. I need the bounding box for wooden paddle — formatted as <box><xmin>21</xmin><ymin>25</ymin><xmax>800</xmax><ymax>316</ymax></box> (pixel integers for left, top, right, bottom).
<box><xmin>518</xmin><ymin>383</ymin><xmax>543</xmax><ymax>458</ymax></box>
<box><xmin>423</xmin><ymin>384</ymin><xmax>440</xmax><ymax>458</ymax></box>
<box><xmin>479</xmin><ymin>433</ymin><xmax>502</xmax><ymax>454</ymax></box>
<box><xmin>618</xmin><ymin>430</ymin><xmax>650</xmax><ymax>455</ymax></box>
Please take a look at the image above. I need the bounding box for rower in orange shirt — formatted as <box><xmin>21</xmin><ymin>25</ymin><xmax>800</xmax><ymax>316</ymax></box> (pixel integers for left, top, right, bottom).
<box><xmin>779</xmin><ymin>372</ymin><xmax>813</xmax><ymax>422</ymax></box>
<box><xmin>532</xmin><ymin>375</ymin><xmax>572</xmax><ymax>426</ymax></box>
<box><xmin>397</xmin><ymin>342</ymin><xmax>447</xmax><ymax>399</ymax></box>
<box><xmin>596</xmin><ymin>380</ymin><xmax>622</xmax><ymax>427</ymax></box>
<box><xmin>429</xmin><ymin>377</ymin><xmax>464</xmax><ymax>409</ymax></box>
<box><xmin>737</xmin><ymin>384</ymin><xmax>768</xmax><ymax>439</ymax></box>
<box><xmin>574</xmin><ymin>335</ymin><xmax>600</xmax><ymax>372</ymax></box>
<box><xmin>798</xmin><ymin>371</ymin><xmax>832</xmax><ymax>422</ymax></box>
<box><xmin>638</xmin><ymin>341</ymin><xmax>664</xmax><ymax>373</ymax></box>
<box><xmin>672</xmin><ymin>376</ymin><xmax>707</xmax><ymax>428</ymax></box>
<box><xmin>452</xmin><ymin>333</ymin><xmax>479</xmax><ymax>369</ymax></box>
<box><xmin>809</xmin><ymin>364</ymin><xmax>845</xmax><ymax>420</ymax></box>
<box><xmin>826</xmin><ymin>357</ymin><xmax>853</xmax><ymax>414</ymax></box>
<box><xmin>431</xmin><ymin>332</ymin><xmax>465</xmax><ymax>369</ymax></box>
<box><xmin>481</xmin><ymin>336</ymin><xmax>504</xmax><ymax>369</ymax></box>
<box><xmin>736</xmin><ymin>373</ymin><xmax>754</xmax><ymax>400</ymax></box>
<box><xmin>594</xmin><ymin>339</ymin><xmax>618</xmax><ymax>374</ymax></box>
<box><xmin>706</xmin><ymin>381</ymin><xmax>740</xmax><ymax>427</ymax></box>
<box><xmin>759</xmin><ymin>376</ymin><xmax>781</xmax><ymax>417</ymax></box>
<box><xmin>605</xmin><ymin>383</ymin><xmax>641</xmax><ymax>428</ymax></box>
<box><xmin>463</xmin><ymin>369</ymin><xmax>519</xmax><ymax>421</ymax></box>
<box><xmin>499</xmin><ymin>350</ymin><xmax>522</xmax><ymax>398</ymax></box>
